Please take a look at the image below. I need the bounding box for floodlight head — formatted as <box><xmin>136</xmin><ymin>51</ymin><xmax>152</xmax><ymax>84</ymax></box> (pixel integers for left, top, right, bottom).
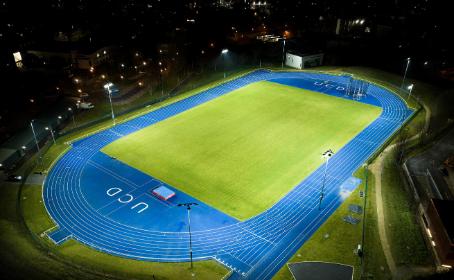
<box><xmin>322</xmin><ymin>149</ymin><xmax>335</xmax><ymax>159</ymax></box>
<box><xmin>45</xmin><ymin>127</ymin><xmax>49</xmax><ymax>130</ymax></box>
<box><xmin>407</xmin><ymin>57</ymin><xmax>411</xmax><ymax>61</ymax></box>
<box><xmin>407</xmin><ymin>84</ymin><xmax>414</xmax><ymax>90</ymax></box>
<box><xmin>21</xmin><ymin>146</ymin><xmax>26</xmax><ymax>149</ymax></box>
<box><xmin>103</xmin><ymin>82</ymin><xmax>113</xmax><ymax>89</ymax></box>
<box><xmin>58</xmin><ymin>116</ymin><xmax>62</xmax><ymax>119</ymax></box>
<box><xmin>221</xmin><ymin>49</ymin><xmax>229</xmax><ymax>54</ymax></box>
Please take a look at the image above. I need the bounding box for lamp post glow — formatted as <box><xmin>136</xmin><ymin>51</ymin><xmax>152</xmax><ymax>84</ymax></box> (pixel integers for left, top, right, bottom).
<box><xmin>104</xmin><ymin>83</ymin><xmax>116</xmax><ymax>125</ymax></box>
<box><xmin>221</xmin><ymin>49</ymin><xmax>228</xmax><ymax>78</ymax></box>
<box><xmin>30</xmin><ymin>120</ymin><xmax>40</xmax><ymax>152</ymax></box>
<box><xmin>177</xmin><ymin>202</ymin><xmax>198</xmax><ymax>272</ymax></box>
<box><xmin>45</xmin><ymin>127</ymin><xmax>56</xmax><ymax>144</ymax></box>
<box><xmin>319</xmin><ymin>149</ymin><xmax>334</xmax><ymax>210</ymax></box>
<box><xmin>401</xmin><ymin>57</ymin><xmax>411</xmax><ymax>89</ymax></box>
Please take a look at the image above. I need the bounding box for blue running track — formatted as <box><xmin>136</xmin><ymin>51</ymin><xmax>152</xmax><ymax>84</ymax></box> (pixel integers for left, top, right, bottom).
<box><xmin>43</xmin><ymin>70</ymin><xmax>413</xmax><ymax>279</ymax></box>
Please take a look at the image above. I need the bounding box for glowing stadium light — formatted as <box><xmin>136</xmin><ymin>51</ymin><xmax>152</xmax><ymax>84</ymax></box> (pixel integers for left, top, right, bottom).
<box><xmin>68</xmin><ymin>107</ymin><xmax>76</xmax><ymax>127</ymax></box>
<box><xmin>103</xmin><ymin>82</ymin><xmax>114</xmax><ymax>89</ymax></box>
<box><xmin>221</xmin><ymin>49</ymin><xmax>229</xmax><ymax>78</ymax></box>
<box><xmin>407</xmin><ymin>83</ymin><xmax>414</xmax><ymax>100</ymax></box>
<box><xmin>401</xmin><ymin>57</ymin><xmax>411</xmax><ymax>89</ymax></box>
<box><xmin>319</xmin><ymin>149</ymin><xmax>335</xmax><ymax>210</ymax></box>
<box><xmin>29</xmin><ymin>120</ymin><xmax>40</xmax><ymax>153</ymax></box>
<box><xmin>45</xmin><ymin>126</ymin><xmax>56</xmax><ymax>144</ymax></box>
<box><xmin>103</xmin><ymin>83</ymin><xmax>116</xmax><ymax>125</ymax></box>
<box><xmin>177</xmin><ymin>202</ymin><xmax>199</xmax><ymax>271</ymax></box>
<box><xmin>281</xmin><ymin>38</ymin><xmax>286</xmax><ymax>69</ymax></box>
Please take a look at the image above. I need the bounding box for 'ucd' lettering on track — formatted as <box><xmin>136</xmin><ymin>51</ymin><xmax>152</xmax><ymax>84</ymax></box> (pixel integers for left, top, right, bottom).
<box><xmin>106</xmin><ymin>187</ymin><xmax>149</xmax><ymax>214</ymax></box>
<box><xmin>314</xmin><ymin>80</ymin><xmax>345</xmax><ymax>91</ymax></box>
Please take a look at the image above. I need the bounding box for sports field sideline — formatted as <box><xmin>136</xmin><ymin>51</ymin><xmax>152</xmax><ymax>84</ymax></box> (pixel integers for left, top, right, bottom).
<box><xmin>103</xmin><ymin>81</ymin><xmax>382</xmax><ymax>220</ymax></box>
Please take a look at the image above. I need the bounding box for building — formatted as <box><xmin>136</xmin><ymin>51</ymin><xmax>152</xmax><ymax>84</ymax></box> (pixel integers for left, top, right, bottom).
<box><xmin>423</xmin><ymin>199</ymin><xmax>454</xmax><ymax>267</ymax></box>
<box><xmin>285</xmin><ymin>52</ymin><xmax>324</xmax><ymax>69</ymax></box>
<box><xmin>27</xmin><ymin>43</ymin><xmax>115</xmax><ymax>70</ymax></box>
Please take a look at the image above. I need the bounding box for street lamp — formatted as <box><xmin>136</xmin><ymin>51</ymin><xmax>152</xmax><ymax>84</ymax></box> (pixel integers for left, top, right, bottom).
<box><xmin>177</xmin><ymin>202</ymin><xmax>199</xmax><ymax>272</ymax></box>
<box><xmin>281</xmin><ymin>38</ymin><xmax>286</xmax><ymax>69</ymax></box>
<box><xmin>45</xmin><ymin>127</ymin><xmax>56</xmax><ymax>144</ymax></box>
<box><xmin>407</xmin><ymin>84</ymin><xmax>414</xmax><ymax>100</ymax></box>
<box><xmin>30</xmin><ymin>120</ymin><xmax>40</xmax><ymax>152</ymax></box>
<box><xmin>221</xmin><ymin>49</ymin><xmax>228</xmax><ymax>78</ymax></box>
<box><xmin>68</xmin><ymin>107</ymin><xmax>76</xmax><ymax>127</ymax></box>
<box><xmin>401</xmin><ymin>57</ymin><xmax>411</xmax><ymax>89</ymax></box>
<box><xmin>319</xmin><ymin>149</ymin><xmax>335</xmax><ymax>210</ymax></box>
<box><xmin>104</xmin><ymin>82</ymin><xmax>116</xmax><ymax>125</ymax></box>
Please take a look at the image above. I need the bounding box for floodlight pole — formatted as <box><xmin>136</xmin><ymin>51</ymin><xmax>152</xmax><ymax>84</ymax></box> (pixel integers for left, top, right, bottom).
<box><xmin>178</xmin><ymin>202</ymin><xmax>198</xmax><ymax>271</ymax></box>
<box><xmin>407</xmin><ymin>84</ymin><xmax>414</xmax><ymax>100</ymax></box>
<box><xmin>45</xmin><ymin>127</ymin><xmax>56</xmax><ymax>144</ymax></box>
<box><xmin>160</xmin><ymin>70</ymin><xmax>164</xmax><ymax>97</ymax></box>
<box><xmin>281</xmin><ymin>38</ymin><xmax>286</xmax><ymax>69</ymax></box>
<box><xmin>68</xmin><ymin>107</ymin><xmax>76</xmax><ymax>127</ymax></box>
<box><xmin>319</xmin><ymin>149</ymin><xmax>334</xmax><ymax>210</ymax></box>
<box><xmin>30</xmin><ymin>120</ymin><xmax>40</xmax><ymax>152</ymax></box>
<box><xmin>221</xmin><ymin>49</ymin><xmax>228</xmax><ymax>79</ymax></box>
<box><xmin>223</xmin><ymin>54</ymin><xmax>226</xmax><ymax>78</ymax></box>
<box><xmin>401</xmin><ymin>57</ymin><xmax>411</xmax><ymax>89</ymax></box>
<box><xmin>105</xmin><ymin>83</ymin><xmax>116</xmax><ymax>125</ymax></box>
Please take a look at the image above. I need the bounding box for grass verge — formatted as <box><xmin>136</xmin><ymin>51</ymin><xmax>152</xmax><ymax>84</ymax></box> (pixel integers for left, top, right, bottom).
<box><xmin>272</xmin><ymin>167</ymin><xmax>391</xmax><ymax>280</ymax></box>
<box><xmin>381</xmin><ymin>152</ymin><xmax>431</xmax><ymax>266</ymax></box>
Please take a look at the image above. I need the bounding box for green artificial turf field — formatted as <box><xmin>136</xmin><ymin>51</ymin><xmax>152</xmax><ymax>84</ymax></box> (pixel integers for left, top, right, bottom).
<box><xmin>103</xmin><ymin>81</ymin><xmax>381</xmax><ymax>220</ymax></box>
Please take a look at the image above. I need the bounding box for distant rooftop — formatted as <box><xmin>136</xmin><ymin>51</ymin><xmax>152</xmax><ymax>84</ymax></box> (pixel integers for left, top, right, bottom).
<box><xmin>28</xmin><ymin>40</ymin><xmax>112</xmax><ymax>56</ymax></box>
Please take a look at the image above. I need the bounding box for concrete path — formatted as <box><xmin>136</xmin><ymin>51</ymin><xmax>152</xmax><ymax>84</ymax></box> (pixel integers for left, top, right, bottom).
<box><xmin>369</xmin><ymin>97</ymin><xmax>431</xmax><ymax>279</ymax></box>
<box><xmin>370</xmin><ymin>153</ymin><xmax>397</xmax><ymax>276</ymax></box>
